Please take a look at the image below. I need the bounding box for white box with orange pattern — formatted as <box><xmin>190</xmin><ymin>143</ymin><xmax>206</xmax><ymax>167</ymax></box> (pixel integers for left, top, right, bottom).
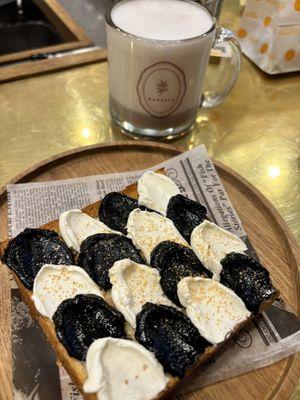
<box><xmin>238</xmin><ymin>0</ymin><xmax>300</xmax><ymax>74</ymax></box>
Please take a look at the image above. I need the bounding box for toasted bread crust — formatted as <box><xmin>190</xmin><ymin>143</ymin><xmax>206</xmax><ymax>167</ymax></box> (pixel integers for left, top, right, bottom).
<box><xmin>0</xmin><ymin>177</ymin><xmax>279</xmax><ymax>400</ymax></box>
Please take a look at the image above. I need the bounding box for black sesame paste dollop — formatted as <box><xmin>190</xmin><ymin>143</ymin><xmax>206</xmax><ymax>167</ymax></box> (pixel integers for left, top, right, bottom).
<box><xmin>78</xmin><ymin>233</ymin><xmax>144</xmax><ymax>291</ymax></box>
<box><xmin>150</xmin><ymin>241</ymin><xmax>212</xmax><ymax>307</ymax></box>
<box><xmin>135</xmin><ymin>303</ymin><xmax>208</xmax><ymax>377</ymax></box>
<box><xmin>98</xmin><ymin>192</ymin><xmax>139</xmax><ymax>234</ymax></box>
<box><xmin>2</xmin><ymin>228</ymin><xmax>74</xmax><ymax>290</ymax></box>
<box><xmin>53</xmin><ymin>294</ymin><xmax>126</xmax><ymax>361</ymax></box>
<box><xmin>220</xmin><ymin>253</ymin><xmax>278</xmax><ymax>313</ymax></box>
<box><xmin>166</xmin><ymin>194</ymin><xmax>207</xmax><ymax>242</ymax></box>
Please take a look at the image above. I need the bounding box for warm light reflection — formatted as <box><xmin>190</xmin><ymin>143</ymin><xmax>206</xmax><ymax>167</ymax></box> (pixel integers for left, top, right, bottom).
<box><xmin>81</xmin><ymin>128</ymin><xmax>91</xmax><ymax>138</ymax></box>
<box><xmin>268</xmin><ymin>166</ymin><xmax>280</xmax><ymax>179</ymax></box>
<box><xmin>196</xmin><ymin>115</ymin><xmax>209</xmax><ymax>123</ymax></box>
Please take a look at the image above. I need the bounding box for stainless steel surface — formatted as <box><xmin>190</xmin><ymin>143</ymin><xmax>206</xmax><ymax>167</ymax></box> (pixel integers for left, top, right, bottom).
<box><xmin>0</xmin><ymin>22</ymin><xmax>63</xmax><ymax>55</ymax></box>
<box><xmin>0</xmin><ymin>0</ymin><xmax>65</xmax><ymax>56</ymax></box>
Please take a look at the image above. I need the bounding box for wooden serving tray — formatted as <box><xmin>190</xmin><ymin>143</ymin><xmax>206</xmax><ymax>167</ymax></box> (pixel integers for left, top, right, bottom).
<box><xmin>0</xmin><ymin>141</ymin><xmax>299</xmax><ymax>400</ymax></box>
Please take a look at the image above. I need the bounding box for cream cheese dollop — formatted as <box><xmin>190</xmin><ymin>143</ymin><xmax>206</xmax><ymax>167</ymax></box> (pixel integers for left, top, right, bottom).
<box><xmin>178</xmin><ymin>277</ymin><xmax>250</xmax><ymax>344</ymax></box>
<box><xmin>83</xmin><ymin>337</ymin><xmax>168</xmax><ymax>400</ymax></box>
<box><xmin>59</xmin><ymin>209</ymin><xmax>121</xmax><ymax>252</ymax></box>
<box><xmin>127</xmin><ymin>208</ymin><xmax>188</xmax><ymax>263</ymax></box>
<box><xmin>137</xmin><ymin>171</ymin><xmax>180</xmax><ymax>216</ymax></box>
<box><xmin>190</xmin><ymin>220</ymin><xmax>247</xmax><ymax>279</ymax></box>
<box><xmin>32</xmin><ymin>264</ymin><xmax>103</xmax><ymax>318</ymax></box>
<box><xmin>109</xmin><ymin>259</ymin><xmax>174</xmax><ymax>327</ymax></box>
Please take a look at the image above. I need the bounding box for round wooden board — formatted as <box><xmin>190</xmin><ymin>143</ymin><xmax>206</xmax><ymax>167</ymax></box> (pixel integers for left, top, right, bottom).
<box><xmin>0</xmin><ymin>141</ymin><xmax>299</xmax><ymax>400</ymax></box>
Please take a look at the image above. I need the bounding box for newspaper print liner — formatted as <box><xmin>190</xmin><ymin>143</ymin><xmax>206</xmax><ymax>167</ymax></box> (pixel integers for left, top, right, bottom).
<box><xmin>3</xmin><ymin>145</ymin><xmax>300</xmax><ymax>400</ymax></box>
<box><xmin>0</xmin><ymin>177</ymin><xmax>280</xmax><ymax>400</ymax></box>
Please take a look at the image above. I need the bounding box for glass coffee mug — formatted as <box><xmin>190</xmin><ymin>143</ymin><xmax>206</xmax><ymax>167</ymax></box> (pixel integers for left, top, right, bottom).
<box><xmin>106</xmin><ymin>0</ymin><xmax>241</xmax><ymax>139</ymax></box>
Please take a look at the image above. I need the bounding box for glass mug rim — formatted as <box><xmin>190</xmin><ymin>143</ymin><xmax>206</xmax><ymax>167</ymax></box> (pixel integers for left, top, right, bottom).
<box><xmin>105</xmin><ymin>0</ymin><xmax>217</xmax><ymax>44</ymax></box>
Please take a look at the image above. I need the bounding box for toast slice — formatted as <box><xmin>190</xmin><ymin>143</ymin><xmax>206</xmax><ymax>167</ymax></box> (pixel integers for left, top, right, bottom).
<box><xmin>0</xmin><ymin>179</ymin><xmax>279</xmax><ymax>400</ymax></box>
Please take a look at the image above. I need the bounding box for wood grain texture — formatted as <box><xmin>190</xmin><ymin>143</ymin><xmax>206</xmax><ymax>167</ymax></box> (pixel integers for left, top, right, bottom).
<box><xmin>33</xmin><ymin>0</ymin><xmax>91</xmax><ymax>42</ymax></box>
<box><xmin>0</xmin><ymin>49</ymin><xmax>107</xmax><ymax>84</ymax></box>
<box><xmin>0</xmin><ymin>142</ymin><xmax>299</xmax><ymax>400</ymax></box>
<box><xmin>0</xmin><ymin>42</ymin><xmax>92</xmax><ymax>65</ymax></box>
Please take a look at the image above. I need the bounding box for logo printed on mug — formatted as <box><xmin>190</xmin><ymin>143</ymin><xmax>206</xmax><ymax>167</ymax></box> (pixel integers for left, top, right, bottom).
<box><xmin>106</xmin><ymin>0</ymin><xmax>241</xmax><ymax>138</ymax></box>
<box><xmin>137</xmin><ymin>62</ymin><xmax>187</xmax><ymax>118</ymax></box>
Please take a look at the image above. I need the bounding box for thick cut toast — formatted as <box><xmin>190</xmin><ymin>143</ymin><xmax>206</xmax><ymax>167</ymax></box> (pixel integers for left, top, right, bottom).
<box><xmin>0</xmin><ymin>180</ymin><xmax>279</xmax><ymax>400</ymax></box>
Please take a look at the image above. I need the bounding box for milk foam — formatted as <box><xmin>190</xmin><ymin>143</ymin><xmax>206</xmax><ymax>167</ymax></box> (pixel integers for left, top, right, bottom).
<box><xmin>111</xmin><ymin>0</ymin><xmax>213</xmax><ymax>41</ymax></box>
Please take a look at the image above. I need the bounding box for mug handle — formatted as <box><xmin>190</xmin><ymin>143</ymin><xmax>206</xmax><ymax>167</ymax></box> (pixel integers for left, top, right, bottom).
<box><xmin>201</xmin><ymin>26</ymin><xmax>241</xmax><ymax>108</ymax></box>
